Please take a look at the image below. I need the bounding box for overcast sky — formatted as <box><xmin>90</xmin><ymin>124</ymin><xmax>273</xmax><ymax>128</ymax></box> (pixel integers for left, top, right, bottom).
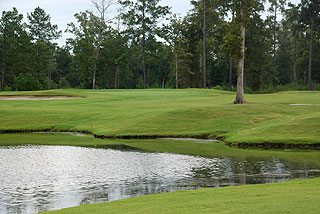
<box><xmin>1</xmin><ymin>0</ymin><xmax>301</xmax><ymax>46</ymax></box>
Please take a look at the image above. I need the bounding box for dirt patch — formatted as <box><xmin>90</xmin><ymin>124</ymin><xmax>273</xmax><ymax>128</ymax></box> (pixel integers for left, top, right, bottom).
<box><xmin>0</xmin><ymin>96</ymin><xmax>81</xmax><ymax>100</ymax></box>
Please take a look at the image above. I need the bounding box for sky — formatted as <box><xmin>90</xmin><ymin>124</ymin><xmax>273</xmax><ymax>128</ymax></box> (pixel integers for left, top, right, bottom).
<box><xmin>1</xmin><ymin>0</ymin><xmax>192</xmax><ymax>46</ymax></box>
<box><xmin>1</xmin><ymin>0</ymin><xmax>301</xmax><ymax>46</ymax></box>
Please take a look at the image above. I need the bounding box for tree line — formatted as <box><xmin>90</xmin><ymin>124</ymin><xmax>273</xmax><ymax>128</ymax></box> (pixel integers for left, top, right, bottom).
<box><xmin>0</xmin><ymin>0</ymin><xmax>319</xmax><ymax>97</ymax></box>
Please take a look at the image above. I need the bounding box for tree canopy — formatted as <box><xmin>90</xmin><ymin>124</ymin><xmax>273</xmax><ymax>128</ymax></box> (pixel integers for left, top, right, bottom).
<box><xmin>1</xmin><ymin>0</ymin><xmax>319</xmax><ymax>95</ymax></box>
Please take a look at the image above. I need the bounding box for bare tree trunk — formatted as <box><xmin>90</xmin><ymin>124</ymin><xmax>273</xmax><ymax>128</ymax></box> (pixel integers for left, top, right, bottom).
<box><xmin>118</xmin><ymin>67</ymin><xmax>120</xmax><ymax>89</ymax></box>
<box><xmin>272</xmin><ymin>1</ymin><xmax>278</xmax><ymax>87</ymax></box>
<box><xmin>91</xmin><ymin>0</ymin><xmax>113</xmax><ymax>90</ymax></box>
<box><xmin>308</xmin><ymin>17</ymin><xmax>314</xmax><ymax>91</ymax></box>
<box><xmin>203</xmin><ymin>0</ymin><xmax>207</xmax><ymax>89</ymax></box>
<box><xmin>229</xmin><ymin>12</ymin><xmax>234</xmax><ymax>92</ymax></box>
<box><xmin>114</xmin><ymin>65</ymin><xmax>119</xmax><ymax>89</ymax></box>
<box><xmin>1</xmin><ymin>29</ymin><xmax>7</xmax><ymax>91</ymax></box>
<box><xmin>199</xmin><ymin>54</ymin><xmax>203</xmax><ymax>88</ymax></box>
<box><xmin>47</xmin><ymin>70</ymin><xmax>51</xmax><ymax>90</ymax></box>
<box><xmin>229</xmin><ymin>56</ymin><xmax>233</xmax><ymax>91</ymax></box>
<box><xmin>142</xmin><ymin>0</ymin><xmax>147</xmax><ymax>89</ymax></box>
<box><xmin>234</xmin><ymin>8</ymin><xmax>247</xmax><ymax>104</ymax></box>
<box><xmin>175</xmin><ymin>52</ymin><xmax>178</xmax><ymax>89</ymax></box>
<box><xmin>92</xmin><ymin>45</ymin><xmax>100</xmax><ymax>89</ymax></box>
<box><xmin>293</xmin><ymin>37</ymin><xmax>297</xmax><ymax>82</ymax></box>
<box><xmin>147</xmin><ymin>66</ymin><xmax>150</xmax><ymax>86</ymax></box>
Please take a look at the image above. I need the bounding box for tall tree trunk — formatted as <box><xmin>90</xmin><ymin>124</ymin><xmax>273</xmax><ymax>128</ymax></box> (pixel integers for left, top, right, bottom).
<box><xmin>91</xmin><ymin>0</ymin><xmax>110</xmax><ymax>90</ymax></box>
<box><xmin>229</xmin><ymin>56</ymin><xmax>233</xmax><ymax>91</ymax></box>
<box><xmin>234</xmin><ymin>8</ymin><xmax>247</xmax><ymax>104</ymax></box>
<box><xmin>92</xmin><ymin>19</ymin><xmax>104</xmax><ymax>90</ymax></box>
<box><xmin>199</xmin><ymin>54</ymin><xmax>203</xmax><ymax>88</ymax></box>
<box><xmin>229</xmin><ymin>12</ymin><xmax>234</xmax><ymax>92</ymax></box>
<box><xmin>147</xmin><ymin>66</ymin><xmax>150</xmax><ymax>86</ymax></box>
<box><xmin>1</xmin><ymin>29</ymin><xmax>7</xmax><ymax>91</ymax></box>
<box><xmin>293</xmin><ymin>36</ymin><xmax>297</xmax><ymax>82</ymax></box>
<box><xmin>308</xmin><ymin>17</ymin><xmax>314</xmax><ymax>91</ymax></box>
<box><xmin>175</xmin><ymin>52</ymin><xmax>178</xmax><ymax>89</ymax></box>
<box><xmin>118</xmin><ymin>67</ymin><xmax>120</xmax><ymax>89</ymax></box>
<box><xmin>114</xmin><ymin>65</ymin><xmax>119</xmax><ymax>89</ymax></box>
<box><xmin>272</xmin><ymin>0</ymin><xmax>278</xmax><ymax>87</ymax></box>
<box><xmin>142</xmin><ymin>0</ymin><xmax>147</xmax><ymax>89</ymax></box>
<box><xmin>203</xmin><ymin>0</ymin><xmax>207</xmax><ymax>89</ymax></box>
<box><xmin>92</xmin><ymin>45</ymin><xmax>100</xmax><ymax>90</ymax></box>
<box><xmin>47</xmin><ymin>70</ymin><xmax>51</xmax><ymax>90</ymax></box>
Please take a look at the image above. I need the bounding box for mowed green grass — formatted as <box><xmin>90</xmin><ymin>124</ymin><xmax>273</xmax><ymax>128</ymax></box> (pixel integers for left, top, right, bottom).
<box><xmin>2</xmin><ymin>133</ymin><xmax>320</xmax><ymax>166</ymax></box>
<box><xmin>1</xmin><ymin>89</ymin><xmax>320</xmax><ymax>144</ymax></box>
<box><xmin>42</xmin><ymin>177</ymin><xmax>320</xmax><ymax>214</ymax></box>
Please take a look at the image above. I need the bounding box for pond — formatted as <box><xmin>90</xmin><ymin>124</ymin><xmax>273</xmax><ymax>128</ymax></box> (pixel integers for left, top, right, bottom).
<box><xmin>0</xmin><ymin>142</ymin><xmax>320</xmax><ymax>214</ymax></box>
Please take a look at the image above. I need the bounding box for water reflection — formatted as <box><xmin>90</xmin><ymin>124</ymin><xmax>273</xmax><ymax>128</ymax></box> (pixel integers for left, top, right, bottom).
<box><xmin>0</xmin><ymin>145</ymin><xmax>319</xmax><ymax>214</ymax></box>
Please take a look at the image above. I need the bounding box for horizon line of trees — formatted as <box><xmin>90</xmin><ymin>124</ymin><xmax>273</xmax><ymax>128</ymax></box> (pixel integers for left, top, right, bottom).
<box><xmin>1</xmin><ymin>0</ymin><xmax>320</xmax><ymax>97</ymax></box>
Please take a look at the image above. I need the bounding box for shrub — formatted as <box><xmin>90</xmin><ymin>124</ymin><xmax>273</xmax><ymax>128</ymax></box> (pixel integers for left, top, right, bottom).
<box><xmin>59</xmin><ymin>77</ymin><xmax>71</xmax><ymax>89</ymax></box>
<box><xmin>14</xmin><ymin>73</ymin><xmax>42</xmax><ymax>91</ymax></box>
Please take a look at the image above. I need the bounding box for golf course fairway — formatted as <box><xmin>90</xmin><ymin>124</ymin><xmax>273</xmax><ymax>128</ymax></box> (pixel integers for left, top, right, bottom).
<box><xmin>1</xmin><ymin>89</ymin><xmax>320</xmax><ymax>213</ymax></box>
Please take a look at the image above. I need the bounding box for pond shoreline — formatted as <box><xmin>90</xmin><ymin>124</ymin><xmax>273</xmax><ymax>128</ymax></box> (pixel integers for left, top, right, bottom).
<box><xmin>1</xmin><ymin>129</ymin><xmax>320</xmax><ymax>150</ymax></box>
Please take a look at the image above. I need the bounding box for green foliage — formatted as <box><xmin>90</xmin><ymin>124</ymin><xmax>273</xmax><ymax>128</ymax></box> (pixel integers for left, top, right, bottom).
<box><xmin>59</xmin><ymin>77</ymin><xmax>70</xmax><ymax>89</ymax></box>
<box><xmin>0</xmin><ymin>8</ymin><xmax>34</xmax><ymax>89</ymax></box>
<box><xmin>1</xmin><ymin>1</ymin><xmax>320</xmax><ymax>92</ymax></box>
<box><xmin>66</xmin><ymin>11</ymin><xmax>97</xmax><ymax>89</ymax></box>
<box><xmin>119</xmin><ymin>0</ymin><xmax>170</xmax><ymax>40</ymax></box>
<box><xmin>14</xmin><ymin>73</ymin><xmax>42</xmax><ymax>91</ymax></box>
<box><xmin>222</xmin><ymin>21</ymin><xmax>242</xmax><ymax>60</ymax></box>
<box><xmin>27</xmin><ymin>7</ymin><xmax>61</xmax><ymax>42</ymax></box>
<box><xmin>3</xmin><ymin>86</ymin><xmax>12</xmax><ymax>91</ymax></box>
<box><xmin>136</xmin><ymin>76</ymin><xmax>145</xmax><ymax>89</ymax></box>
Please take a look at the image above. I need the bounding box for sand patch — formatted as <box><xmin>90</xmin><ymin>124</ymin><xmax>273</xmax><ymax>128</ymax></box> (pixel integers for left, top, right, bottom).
<box><xmin>0</xmin><ymin>96</ymin><xmax>81</xmax><ymax>100</ymax></box>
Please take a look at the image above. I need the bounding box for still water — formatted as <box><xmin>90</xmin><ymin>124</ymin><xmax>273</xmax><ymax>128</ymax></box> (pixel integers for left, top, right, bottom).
<box><xmin>0</xmin><ymin>144</ymin><xmax>320</xmax><ymax>214</ymax></box>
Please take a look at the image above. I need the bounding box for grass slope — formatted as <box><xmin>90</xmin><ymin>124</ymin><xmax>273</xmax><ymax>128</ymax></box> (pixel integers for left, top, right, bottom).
<box><xmin>42</xmin><ymin>177</ymin><xmax>320</xmax><ymax>214</ymax></box>
<box><xmin>1</xmin><ymin>89</ymin><xmax>320</xmax><ymax>144</ymax></box>
<box><xmin>1</xmin><ymin>133</ymin><xmax>320</xmax><ymax>166</ymax></box>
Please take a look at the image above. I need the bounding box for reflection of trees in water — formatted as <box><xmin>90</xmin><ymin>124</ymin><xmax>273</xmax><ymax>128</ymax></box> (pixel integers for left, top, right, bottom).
<box><xmin>189</xmin><ymin>157</ymin><xmax>235</xmax><ymax>188</ymax></box>
<box><xmin>32</xmin><ymin>187</ymin><xmax>55</xmax><ymax>213</ymax></box>
<box><xmin>2</xmin><ymin>184</ymin><xmax>55</xmax><ymax>214</ymax></box>
<box><xmin>227</xmin><ymin>156</ymin><xmax>288</xmax><ymax>185</ymax></box>
<box><xmin>188</xmin><ymin>156</ymin><xmax>318</xmax><ymax>188</ymax></box>
<box><xmin>72</xmin><ymin>157</ymin><xmax>320</xmax><ymax>208</ymax></box>
<box><xmin>77</xmin><ymin>179</ymin><xmax>181</xmax><ymax>204</ymax></box>
<box><xmin>120</xmin><ymin>178</ymin><xmax>179</xmax><ymax>198</ymax></box>
<box><xmin>80</xmin><ymin>191</ymin><xmax>109</xmax><ymax>205</ymax></box>
<box><xmin>2</xmin><ymin>146</ymin><xmax>320</xmax><ymax>214</ymax></box>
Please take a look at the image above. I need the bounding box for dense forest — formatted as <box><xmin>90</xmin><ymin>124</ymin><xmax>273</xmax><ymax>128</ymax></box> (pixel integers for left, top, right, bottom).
<box><xmin>0</xmin><ymin>0</ymin><xmax>319</xmax><ymax>93</ymax></box>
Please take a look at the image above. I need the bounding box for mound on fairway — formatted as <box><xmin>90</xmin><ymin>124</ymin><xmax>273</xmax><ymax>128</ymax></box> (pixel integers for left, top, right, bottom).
<box><xmin>0</xmin><ymin>89</ymin><xmax>320</xmax><ymax>146</ymax></box>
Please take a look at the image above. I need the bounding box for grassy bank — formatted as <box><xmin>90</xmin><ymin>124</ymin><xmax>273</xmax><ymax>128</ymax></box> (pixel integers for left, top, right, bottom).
<box><xmin>1</xmin><ymin>133</ymin><xmax>320</xmax><ymax>168</ymax></box>
<box><xmin>41</xmin><ymin>177</ymin><xmax>320</xmax><ymax>214</ymax></box>
<box><xmin>0</xmin><ymin>89</ymin><xmax>320</xmax><ymax>145</ymax></box>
